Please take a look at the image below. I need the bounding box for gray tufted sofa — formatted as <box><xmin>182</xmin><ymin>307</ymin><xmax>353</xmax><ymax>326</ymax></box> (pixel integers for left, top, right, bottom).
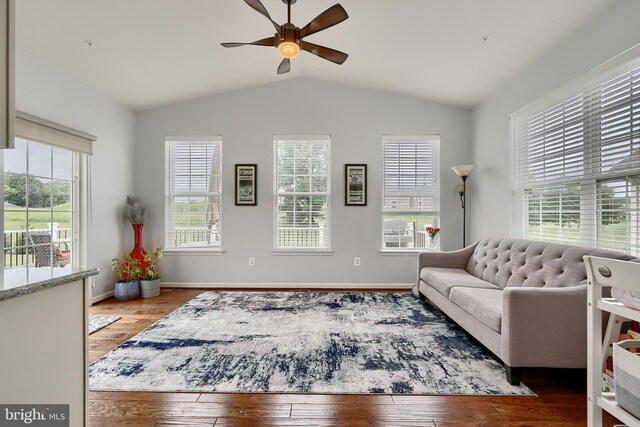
<box><xmin>416</xmin><ymin>237</ymin><xmax>639</xmax><ymax>385</ymax></box>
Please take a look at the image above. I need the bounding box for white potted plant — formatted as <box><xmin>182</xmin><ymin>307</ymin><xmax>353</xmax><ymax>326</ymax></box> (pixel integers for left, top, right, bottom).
<box><xmin>139</xmin><ymin>244</ymin><xmax>163</xmax><ymax>298</ymax></box>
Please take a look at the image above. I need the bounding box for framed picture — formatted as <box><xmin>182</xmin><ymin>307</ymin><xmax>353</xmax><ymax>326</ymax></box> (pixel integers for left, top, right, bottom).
<box><xmin>235</xmin><ymin>164</ymin><xmax>257</xmax><ymax>206</ymax></box>
<box><xmin>345</xmin><ymin>164</ymin><xmax>367</xmax><ymax>206</ymax></box>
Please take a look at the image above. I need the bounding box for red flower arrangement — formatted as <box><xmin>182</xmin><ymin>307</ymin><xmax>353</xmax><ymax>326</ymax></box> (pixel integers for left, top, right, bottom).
<box><xmin>425</xmin><ymin>226</ymin><xmax>440</xmax><ymax>240</ymax></box>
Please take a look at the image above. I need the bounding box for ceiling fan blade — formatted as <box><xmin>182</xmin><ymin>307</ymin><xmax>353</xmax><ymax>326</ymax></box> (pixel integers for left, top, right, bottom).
<box><xmin>300</xmin><ymin>41</ymin><xmax>348</xmax><ymax>65</ymax></box>
<box><xmin>221</xmin><ymin>37</ymin><xmax>276</xmax><ymax>48</ymax></box>
<box><xmin>243</xmin><ymin>0</ymin><xmax>282</xmax><ymax>36</ymax></box>
<box><xmin>299</xmin><ymin>4</ymin><xmax>349</xmax><ymax>39</ymax></box>
<box><xmin>277</xmin><ymin>58</ymin><xmax>291</xmax><ymax>75</ymax></box>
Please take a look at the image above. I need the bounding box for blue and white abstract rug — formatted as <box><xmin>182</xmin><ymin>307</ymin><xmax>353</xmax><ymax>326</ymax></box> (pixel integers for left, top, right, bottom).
<box><xmin>89</xmin><ymin>316</ymin><xmax>121</xmax><ymax>335</ymax></box>
<box><xmin>89</xmin><ymin>292</ymin><xmax>533</xmax><ymax>395</ymax></box>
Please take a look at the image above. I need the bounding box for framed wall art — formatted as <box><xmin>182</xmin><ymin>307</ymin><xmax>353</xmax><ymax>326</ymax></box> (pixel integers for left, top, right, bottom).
<box><xmin>235</xmin><ymin>164</ymin><xmax>257</xmax><ymax>206</ymax></box>
<box><xmin>345</xmin><ymin>164</ymin><xmax>367</xmax><ymax>206</ymax></box>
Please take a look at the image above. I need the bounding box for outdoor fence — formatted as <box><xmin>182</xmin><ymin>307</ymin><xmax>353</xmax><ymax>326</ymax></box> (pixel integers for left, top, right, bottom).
<box><xmin>4</xmin><ymin>228</ymin><xmax>71</xmax><ymax>268</ymax></box>
<box><xmin>172</xmin><ymin>225</ymin><xmax>428</xmax><ymax>249</ymax></box>
<box><xmin>277</xmin><ymin>227</ymin><xmax>325</xmax><ymax>248</ymax></box>
<box><xmin>416</xmin><ymin>231</ymin><xmax>428</xmax><ymax>248</ymax></box>
<box><xmin>173</xmin><ymin>228</ymin><xmax>221</xmax><ymax>247</ymax></box>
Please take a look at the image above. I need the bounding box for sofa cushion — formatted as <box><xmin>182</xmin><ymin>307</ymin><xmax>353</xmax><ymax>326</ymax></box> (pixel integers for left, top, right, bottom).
<box><xmin>449</xmin><ymin>287</ymin><xmax>503</xmax><ymax>333</ymax></box>
<box><xmin>420</xmin><ymin>267</ymin><xmax>500</xmax><ymax>298</ymax></box>
<box><xmin>465</xmin><ymin>237</ymin><xmax>638</xmax><ymax>289</ymax></box>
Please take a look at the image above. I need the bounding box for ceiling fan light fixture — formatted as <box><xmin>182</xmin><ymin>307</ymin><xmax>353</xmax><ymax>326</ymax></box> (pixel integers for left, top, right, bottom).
<box><xmin>278</xmin><ymin>41</ymin><xmax>300</xmax><ymax>59</ymax></box>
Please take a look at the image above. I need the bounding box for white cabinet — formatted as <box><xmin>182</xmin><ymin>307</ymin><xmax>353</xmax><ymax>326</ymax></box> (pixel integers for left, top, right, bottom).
<box><xmin>0</xmin><ymin>278</ymin><xmax>90</xmax><ymax>426</ymax></box>
<box><xmin>586</xmin><ymin>255</ymin><xmax>640</xmax><ymax>427</ymax></box>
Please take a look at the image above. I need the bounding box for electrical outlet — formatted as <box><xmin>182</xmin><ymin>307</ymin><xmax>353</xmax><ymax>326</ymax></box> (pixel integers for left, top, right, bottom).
<box><xmin>354</xmin><ymin>257</ymin><xmax>361</xmax><ymax>267</ymax></box>
<box><xmin>249</xmin><ymin>257</ymin><xmax>256</xmax><ymax>267</ymax></box>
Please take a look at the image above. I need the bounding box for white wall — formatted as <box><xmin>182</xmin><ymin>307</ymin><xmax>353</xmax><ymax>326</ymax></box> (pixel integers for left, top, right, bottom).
<box><xmin>135</xmin><ymin>77</ymin><xmax>471</xmax><ymax>285</ymax></box>
<box><xmin>14</xmin><ymin>49</ymin><xmax>137</xmax><ymax>299</ymax></box>
<box><xmin>470</xmin><ymin>0</ymin><xmax>640</xmax><ymax>241</ymax></box>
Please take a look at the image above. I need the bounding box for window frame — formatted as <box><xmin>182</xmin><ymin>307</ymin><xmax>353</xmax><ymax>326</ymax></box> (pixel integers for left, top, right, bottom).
<box><xmin>165</xmin><ymin>136</ymin><xmax>223</xmax><ymax>253</ymax></box>
<box><xmin>272</xmin><ymin>135</ymin><xmax>332</xmax><ymax>254</ymax></box>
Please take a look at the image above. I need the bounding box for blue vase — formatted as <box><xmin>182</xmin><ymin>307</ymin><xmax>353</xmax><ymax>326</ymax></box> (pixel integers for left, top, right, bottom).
<box><xmin>114</xmin><ymin>280</ymin><xmax>140</xmax><ymax>301</ymax></box>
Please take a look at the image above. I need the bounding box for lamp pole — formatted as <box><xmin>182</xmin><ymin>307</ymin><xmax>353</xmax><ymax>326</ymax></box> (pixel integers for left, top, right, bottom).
<box><xmin>451</xmin><ymin>164</ymin><xmax>476</xmax><ymax>249</ymax></box>
<box><xmin>461</xmin><ymin>175</ymin><xmax>467</xmax><ymax>248</ymax></box>
<box><xmin>457</xmin><ymin>176</ymin><xmax>468</xmax><ymax>248</ymax></box>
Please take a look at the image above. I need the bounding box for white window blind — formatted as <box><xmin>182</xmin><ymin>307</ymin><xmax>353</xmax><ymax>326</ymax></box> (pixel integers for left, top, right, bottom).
<box><xmin>512</xmin><ymin>54</ymin><xmax>640</xmax><ymax>256</ymax></box>
<box><xmin>382</xmin><ymin>135</ymin><xmax>440</xmax><ymax>250</ymax></box>
<box><xmin>166</xmin><ymin>137</ymin><xmax>222</xmax><ymax>250</ymax></box>
<box><xmin>273</xmin><ymin>135</ymin><xmax>330</xmax><ymax>250</ymax></box>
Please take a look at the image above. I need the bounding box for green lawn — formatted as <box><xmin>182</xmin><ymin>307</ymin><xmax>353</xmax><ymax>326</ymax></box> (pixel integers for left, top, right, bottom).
<box><xmin>4</xmin><ymin>203</ymin><xmax>71</xmax><ymax>231</ymax></box>
<box><xmin>172</xmin><ymin>201</ymin><xmax>209</xmax><ymax>228</ymax></box>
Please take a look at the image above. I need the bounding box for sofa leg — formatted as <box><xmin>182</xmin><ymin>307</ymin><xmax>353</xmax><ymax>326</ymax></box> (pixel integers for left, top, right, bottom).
<box><xmin>505</xmin><ymin>366</ymin><xmax>522</xmax><ymax>385</ymax></box>
<box><xmin>412</xmin><ymin>284</ymin><xmax>426</xmax><ymax>301</ymax></box>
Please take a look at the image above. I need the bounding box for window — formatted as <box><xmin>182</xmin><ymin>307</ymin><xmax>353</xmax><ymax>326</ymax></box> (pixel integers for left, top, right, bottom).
<box><xmin>273</xmin><ymin>135</ymin><xmax>330</xmax><ymax>251</ymax></box>
<box><xmin>4</xmin><ymin>138</ymin><xmax>76</xmax><ymax>269</ymax></box>
<box><xmin>3</xmin><ymin>112</ymin><xmax>94</xmax><ymax>274</ymax></box>
<box><xmin>166</xmin><ymin>137</ymin><xmax>222</xmax><ymax>250</ymax></box>
<box><xmin>382</xmin><ymin>135</ymin><xmax>440</xmax><ymax>250</ymax></box>
<box><xmin>512</xmin><ymin>53</ymin><xmax>640</xmax><ymax>256</ymax></box>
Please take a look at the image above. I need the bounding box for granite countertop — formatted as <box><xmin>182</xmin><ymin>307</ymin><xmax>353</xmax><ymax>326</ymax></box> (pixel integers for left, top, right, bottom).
<box><xmin>0</xmin><ymin>266</ymin><xmax>100</xmax><ymax>302</ymax></box>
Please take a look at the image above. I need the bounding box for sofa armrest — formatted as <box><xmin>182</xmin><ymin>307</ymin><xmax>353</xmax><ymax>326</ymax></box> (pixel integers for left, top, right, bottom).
<box><xmin>417</xmin><ymin>242</ymin><xmax>478</xmax><ymax>274</ymax></box>
<box><xmin>501</xmin><ymin>285</ymin><xmax>587</xmax><ymax>368</ymax></box>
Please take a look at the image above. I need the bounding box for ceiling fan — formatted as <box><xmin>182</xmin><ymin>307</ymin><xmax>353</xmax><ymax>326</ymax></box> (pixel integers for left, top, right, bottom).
<box><xmin>221</xmin><ymin>0</ymin><xmax>349</xmax><ymax>75</ymax></box>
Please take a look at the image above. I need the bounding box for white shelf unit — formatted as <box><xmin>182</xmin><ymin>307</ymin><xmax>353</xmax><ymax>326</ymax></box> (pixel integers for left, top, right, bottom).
<box><xmin>598</xmin><ymin>396</ymin><xmax>640</xmax><ymax>427</ymax></box>
<box><xmin>586</xmin><ymin>256</ymin><xmax>640</xmax><ymax>427</ymax></box>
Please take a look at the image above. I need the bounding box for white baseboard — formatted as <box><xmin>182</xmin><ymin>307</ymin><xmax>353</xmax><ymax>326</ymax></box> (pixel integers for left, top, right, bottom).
<box><xmin>161</xmin><ymin>282</ymin><xmax>414</xmax><ymax>290</ymax></box>
<box><xmin>91</xmin><ymin>290</ymin><xmax>114</xmax><ymax>305</ymax></box>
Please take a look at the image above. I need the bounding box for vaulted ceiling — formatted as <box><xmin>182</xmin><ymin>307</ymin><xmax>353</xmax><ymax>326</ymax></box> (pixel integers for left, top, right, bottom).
<box><xmin>17</xmin><ymin>0</ymin><xmax>618</xmax><ymax>111</ymax></box>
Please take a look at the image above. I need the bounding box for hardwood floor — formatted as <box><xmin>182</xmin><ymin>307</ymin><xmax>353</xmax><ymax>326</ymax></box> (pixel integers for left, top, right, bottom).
<box><xmin>89</xmin><ymin>289</ymin><xmax>618</xmax><ymax>426</ymax></box>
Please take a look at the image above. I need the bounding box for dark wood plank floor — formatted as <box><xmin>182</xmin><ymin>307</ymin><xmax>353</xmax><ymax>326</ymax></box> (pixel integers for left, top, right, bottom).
<box><xmin>89</xmin><ymin>289</ymin><xmax>618</xmax><ymax>426</ymax></box>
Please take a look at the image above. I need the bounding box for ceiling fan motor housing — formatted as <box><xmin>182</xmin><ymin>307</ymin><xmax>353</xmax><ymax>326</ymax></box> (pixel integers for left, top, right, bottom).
<box><xmin>280</xmin><ymin>23</ymin><xmax>299</xmax><ymax>45</ymax></box>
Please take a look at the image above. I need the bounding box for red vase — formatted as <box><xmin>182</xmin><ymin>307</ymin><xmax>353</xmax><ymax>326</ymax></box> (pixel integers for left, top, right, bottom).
<box><xmin>130</xmin><ymin>224</ymin><xmax>149</xmax><ymax>273</ymax></box>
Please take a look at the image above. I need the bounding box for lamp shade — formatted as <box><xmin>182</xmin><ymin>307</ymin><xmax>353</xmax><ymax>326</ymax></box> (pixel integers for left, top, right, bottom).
<box><xmin>451</xmin><ymin>164</ymin><xmax>476</xmax><ymax>177</ymax></box>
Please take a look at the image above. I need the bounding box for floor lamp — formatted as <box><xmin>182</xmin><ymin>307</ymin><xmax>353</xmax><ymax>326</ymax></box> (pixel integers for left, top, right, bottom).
<box><xmin>451</xmin><ymin>164</ymin><xmax>476</xmax><ymax>248</ymax></box>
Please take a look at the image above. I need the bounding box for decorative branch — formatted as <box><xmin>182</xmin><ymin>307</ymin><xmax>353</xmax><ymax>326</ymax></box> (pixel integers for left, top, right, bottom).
<box><xmin>124</xmin><ymin>195</ymin><xmax>147</xmax><ymax>225</ymax></box>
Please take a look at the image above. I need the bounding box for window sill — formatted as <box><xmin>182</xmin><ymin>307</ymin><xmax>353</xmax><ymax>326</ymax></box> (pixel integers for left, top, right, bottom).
<box><xmin>271</xmin><ymin>249</ymin><xmax>333</xmax><ymax>256</ymax></box>
<box><xmin>164</xmin><ymin>248</ymin><xmax>224</xmax><ymax>256</ymax></box>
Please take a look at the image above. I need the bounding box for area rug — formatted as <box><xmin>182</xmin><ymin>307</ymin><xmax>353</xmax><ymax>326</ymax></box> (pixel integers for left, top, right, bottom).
<box><xmin>89</xmin><ymin>316</ymin><xmax>121</xmax><ymax>335</ymax></box>
<box><xmin>89</xmin><ymin>292</ymin><xmax>533</xmax><ymax>395</ymax></box>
